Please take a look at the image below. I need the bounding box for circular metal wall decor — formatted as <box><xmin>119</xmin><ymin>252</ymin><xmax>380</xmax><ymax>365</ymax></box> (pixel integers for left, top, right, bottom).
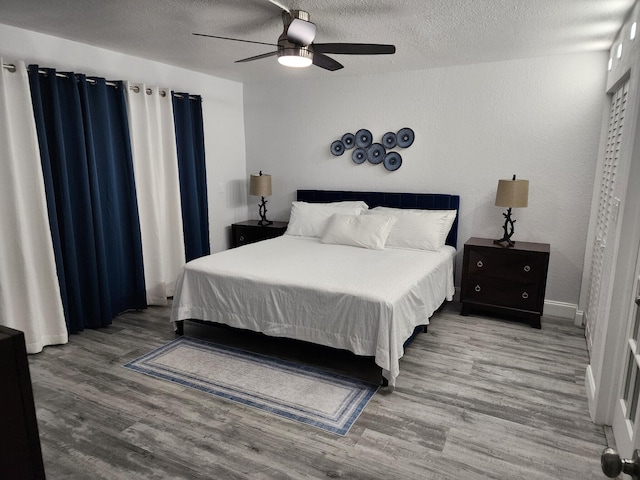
<box><xmin>396</xmin><ymin>127</ymin><xmax>415</xmax><ymax>148</ymax></box>
<box><xmin>331</xmin><ymin>140</ymin><xmax>345</xmax><ymax>156</ymax></box>
<box><xmin>341</xmin><ymin>133</ymin><xmax>355</xmax><ymax>149</ymax></box>
<box><xmin>330</xmin><ymin>127</ymin><xmax>414</xmax><ymax>173</ymax></box>
<box><xmin>382</xmin><ymin>131</ymin><xmax>397</xmax><ymax>149</ymax></box>
<box><xmin>383</xmin><ymin>152</ymin><xmax>402</xmax><ymax>171</ymax></box>
<box><xmin>352</xmin><ymin>148</ymin><xmax>367</xmax><ymax>164</ymax></box>
<box><xmin>367</xmin><ymin>143</ymin><xmax>385</xmax><ymax>164</ymax></box>
<box><xmin>355</xmin><ymin>128</ymin><xmax>373</xmax><ymax>148</ymax></box>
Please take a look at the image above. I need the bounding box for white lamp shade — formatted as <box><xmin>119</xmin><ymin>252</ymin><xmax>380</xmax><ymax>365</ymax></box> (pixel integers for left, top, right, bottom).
<box><xmin>495</xmin><ymin>179</ymin><xmax>529</xmax><ymax>208</ymax></box>
<box><xmin>249</xmin><ymin>173</ymin><xmax>272</xmax><ymax>197</ymax></box>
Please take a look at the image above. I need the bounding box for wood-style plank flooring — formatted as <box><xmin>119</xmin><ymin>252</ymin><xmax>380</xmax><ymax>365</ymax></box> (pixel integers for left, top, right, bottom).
<box><xmin>28</xmin><ymin>302</ymin><xmax>609</xmax><ymax>479</ymax></box>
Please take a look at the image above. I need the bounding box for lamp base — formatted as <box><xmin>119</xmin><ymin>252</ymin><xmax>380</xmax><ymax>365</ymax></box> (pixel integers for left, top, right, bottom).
<box><xmin>494</xmin><ymin>238</ymin><xmax>516</xmax><ymax>248</ymax></box>
<box><xmin>257</xmin><ymin>196</ymin><xmax>273</xmax><ymax>226</ymax></box>
<box><xmin>495</xmin><ymin>207</ymin><xmax>516</xmax><ymax>248</ymax></box>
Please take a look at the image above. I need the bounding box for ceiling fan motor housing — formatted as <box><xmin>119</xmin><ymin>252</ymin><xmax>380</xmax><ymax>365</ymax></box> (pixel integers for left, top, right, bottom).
<box><xmin>277</xmin><ymin>35</ymin><xmax>313</xmax><ymax>66</ymax></box>
<box><xmin>284</xmin><ymin>10</ymin><xmax>311</xmax><ymax>27</ymax></box>
<box><xmin>278</xmin><ymin>10</ymin><xmax>315</xmax><ymax>66</ymax></box>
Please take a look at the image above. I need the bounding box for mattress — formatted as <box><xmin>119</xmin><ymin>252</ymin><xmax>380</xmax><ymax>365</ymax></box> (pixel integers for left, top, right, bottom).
<box><xmin>170</xmin><ymin>235</ymin><xmax>456</xmax><ymax>386</ymax></box>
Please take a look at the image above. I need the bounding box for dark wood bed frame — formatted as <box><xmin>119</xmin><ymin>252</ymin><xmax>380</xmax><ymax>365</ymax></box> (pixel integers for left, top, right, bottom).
<box><xmin>174</xmin><ymin>189</ymin><xmax>460</xmax><ymax>385</ymax></box>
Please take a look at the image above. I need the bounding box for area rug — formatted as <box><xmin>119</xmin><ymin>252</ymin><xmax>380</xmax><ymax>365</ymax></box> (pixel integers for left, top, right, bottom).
<box><xmin>124</xmin><ymin>336</ymin><xmax>378</xmax><ymax>435</ymax></box>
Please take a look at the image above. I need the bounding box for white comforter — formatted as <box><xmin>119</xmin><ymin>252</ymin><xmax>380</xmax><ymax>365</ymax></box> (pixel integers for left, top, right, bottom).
<box><xmin>170</xmin><ymin>235</ymin><xmax>455</xmax><ymax>386</ymax></box>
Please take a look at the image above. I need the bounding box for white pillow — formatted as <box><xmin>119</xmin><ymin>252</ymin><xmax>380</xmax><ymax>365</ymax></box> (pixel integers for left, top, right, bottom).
<box><xmin>286</xmin><ymin>201</ymin><xmax>368</xmax><ymax>237</ymax></box>
<box><xmin>321</xmin><ymin>213</ymin><xmax>396</xmax><ymax>250</ymax></box>
<box><xmin>368</xmin><ymin>207</ymin><xmax>457</xmax><ymax>251</ymax></box>
<box><xmin>322</xmin><ymin>201</ymin><xmax>369</xmax><ymax>208</ymax></box>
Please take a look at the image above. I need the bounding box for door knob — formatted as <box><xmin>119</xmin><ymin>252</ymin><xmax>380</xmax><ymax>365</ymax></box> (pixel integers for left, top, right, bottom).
<box><xmin>602</xmin><ymin>448</ymin><xmax>640</xmax><ymax>479</ymax></box>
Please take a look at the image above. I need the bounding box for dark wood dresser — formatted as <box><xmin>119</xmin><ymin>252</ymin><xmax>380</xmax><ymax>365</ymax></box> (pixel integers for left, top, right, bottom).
<box><xmin>231</xmin><ymin>220</ymin><xmax>288</xmax><ymax>248</ymax></box>
<box><xmin>0</xmin><ymin>326</ymin><xmax>46</xmax><ymax>479</ymax></box>
<box><xmin>460</xmin><ymin>237</ymin><xmax>550</xmax><ymax>328</ymax></box>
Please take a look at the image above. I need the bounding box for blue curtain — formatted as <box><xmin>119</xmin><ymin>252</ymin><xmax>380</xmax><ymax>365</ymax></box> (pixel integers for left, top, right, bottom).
<box><xmin>172</xmin><ymin>92</ymin><xmax>210</xmax><ymax>261</ymax></box>
<box><xmin>28</xmin><ymin>66</ymin><xmax>146</xmax><ymax>333</ymax></box>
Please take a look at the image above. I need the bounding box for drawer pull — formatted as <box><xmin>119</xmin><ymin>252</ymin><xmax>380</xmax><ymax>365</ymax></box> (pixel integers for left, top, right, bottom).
<box><xmin>474</xmin><ymin>285</ymin><xmax>481</xmax><ymax>292</ymax></box>
<box><xmin>524</xmin><ymin>265</ymin><xmax>531</xmax><ymax>272</ymax></box>
<box><xmin>522</xmin><ymin>292</ymin><xmax>529</xmax><ymax>299</ymax></box>
<box><xmin>239</xmin><ymin>235</ymin><xmax>245</xmax><ymax>242</ymax></box>
<box><xmin>476</xmin><ymin>260</ymin><xmax>484</xmax><ymax>268</ymax></box>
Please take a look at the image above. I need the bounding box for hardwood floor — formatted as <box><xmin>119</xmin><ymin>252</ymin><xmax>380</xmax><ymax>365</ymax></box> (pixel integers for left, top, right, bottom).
<box><xmin>28</xmin><ymin>302</ymin><xmax>609</xmax><ymax>479</ymax></box>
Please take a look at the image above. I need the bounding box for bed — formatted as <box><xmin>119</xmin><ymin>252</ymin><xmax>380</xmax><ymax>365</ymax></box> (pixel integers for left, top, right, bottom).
<box><xmin>171</xmin><ymin>190</ymin><xmax>460</xmax><ymax>387</ymax></box>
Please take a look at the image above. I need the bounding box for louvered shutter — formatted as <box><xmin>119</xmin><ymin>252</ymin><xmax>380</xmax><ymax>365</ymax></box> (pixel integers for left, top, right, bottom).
<box><xmin>585</xmin><ymin>80</ymin><xmax>628</xmax><ymax>352</ymax></box>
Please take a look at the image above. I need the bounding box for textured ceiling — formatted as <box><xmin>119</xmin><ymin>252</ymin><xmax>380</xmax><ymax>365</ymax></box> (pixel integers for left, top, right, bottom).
<box><xmin>0</xmin><ymin>0</ymin><xmax>635</xmax><ymax>83</ymax></box>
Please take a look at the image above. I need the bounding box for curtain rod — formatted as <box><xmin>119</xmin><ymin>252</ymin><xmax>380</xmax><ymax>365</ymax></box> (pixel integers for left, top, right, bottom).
<box><xmin>129</xmin><ymin>85</ymin><xmax>167</xmax><ymax>97</ymax></box>
<box><xmin>2</xmin><ymin>62</ymin><xmax>199</xmax><ymax>99</ymax></box>
<box><xmin>173</xmin><ymin>93</ymin><xmax>199</xmax><ymax>100</ymax></box>
<box><xmin>2</xmin><ymin>62</ymin><xmax>119</xmax><ymax>87</ymax></box>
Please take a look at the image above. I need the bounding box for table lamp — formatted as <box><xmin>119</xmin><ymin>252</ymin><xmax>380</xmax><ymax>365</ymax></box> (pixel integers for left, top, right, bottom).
<box><xmin>249</xmin><ymin>171</ymin><xmax>273</xmax><ymax>226</ymax></box>
<box><xmin>494</xmin><ymin>174</ymin><xmax>529</xmax><ymax>247</ymax></box>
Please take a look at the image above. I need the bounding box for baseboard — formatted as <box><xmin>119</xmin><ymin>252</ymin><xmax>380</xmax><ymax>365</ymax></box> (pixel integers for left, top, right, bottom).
<box><xmin>585</xmin><ymin>365</ymin><xmax>598</xmax><ymax>423</ymax></box>
<box><xmin>452</xmin><ymin>294</ymin><xmax>579</xmax><ymax>321</ymax></box>
<box><xmin>543</xmin><ymin>300</ymin><xmax>578</xmax><ymax>320</ymax></box>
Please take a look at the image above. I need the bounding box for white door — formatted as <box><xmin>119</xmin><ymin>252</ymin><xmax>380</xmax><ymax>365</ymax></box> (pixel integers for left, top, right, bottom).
<box><xmin>612</xmin><ymin>244</ymin><xmax>640</xmax><ymax>457</ymax></box>
<box><xmin>585</xmin><ymin>80</ymin><xmax>628</xmax><ymax>353</ymax></box>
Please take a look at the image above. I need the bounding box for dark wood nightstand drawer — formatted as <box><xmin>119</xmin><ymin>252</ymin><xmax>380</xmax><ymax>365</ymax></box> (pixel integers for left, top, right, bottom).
<box><xmin>464</xmin><ymin>275</ymin><xmax>540</xmax><ymax>310</ymax></box>
<box><xmin>231</xmin><ymin>220</ymin><xmax>288</xmax><ymax>248</ymax></box>
<box><xmin>467</xmin><ymin>249</ymin><xmax>544</xmax><ymax>283</ymax></box>
<box><xmin>460</xmin><ymin>237</ymin><xmax>550</xmax><ymax>328</ymax></box>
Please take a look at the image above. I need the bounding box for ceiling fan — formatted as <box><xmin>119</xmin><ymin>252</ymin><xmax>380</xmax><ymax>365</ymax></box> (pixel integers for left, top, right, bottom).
<box><xmin>193</xmin><ymin>3</ymin><xmax>396</xmax><ymax>71</ymax></box>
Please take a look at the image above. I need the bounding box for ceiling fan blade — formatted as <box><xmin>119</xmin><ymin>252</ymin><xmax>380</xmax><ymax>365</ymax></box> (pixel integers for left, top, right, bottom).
<box><xmin>267</xmin><ymin>0</ymin><xmax>289</xmax><ymax>13</ymax></box>
<box><xmin>313</xmin><ymin>43</ymin><xmax>396</xmax><ymax>55</ymax></box>
<box><xmin>192</xmin><ymin>33</ymin><xmax>277</xmax><ymax>47</ymax></box>
<box><xmin>312</xmin><ymin>52</ymin><xmax>343</xmax><ymax>71</ymax></box>
<box><xmin>235</xmin><ymin>51</ymin><xmax>279</xmax><ymax>63</ymax></box>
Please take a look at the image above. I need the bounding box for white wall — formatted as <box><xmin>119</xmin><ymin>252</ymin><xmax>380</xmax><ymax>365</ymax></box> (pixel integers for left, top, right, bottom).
<box><xmin>0</xmin><ymin>20</ymin><xmax>609</xmax><ymax>310</ymax></box>
<box><xmin>244</xmin><ymin>53</ymin><xmax>608</xmax><ymax>310</ymax></box>
<box><xmin>0</xmin><ymin>22</ymin><xmax>248</xmax><ymax>252</ymax></box>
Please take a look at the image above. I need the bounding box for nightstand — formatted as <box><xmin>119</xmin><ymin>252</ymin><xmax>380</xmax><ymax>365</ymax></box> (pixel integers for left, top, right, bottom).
<box><xmin>460</xmin><ymin>237</ymin><xmax>550</xmax><ymax>328</ymax></box>
<box><xmin>231</xmin><ymin>220</ymin><xmax>288</xmax><ymax>248</ymax></box>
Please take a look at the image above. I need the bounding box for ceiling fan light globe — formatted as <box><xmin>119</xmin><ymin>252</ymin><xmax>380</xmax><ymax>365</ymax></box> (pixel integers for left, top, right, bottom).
<box><xmin>277</xmin><ymin>47</ymin><xmax>313</xmax><ymax>67</ymax></box>
<box><xmin>278</xmin><ymin>56</ymin><xmax>312</xmax><ymax>67</ymax></box>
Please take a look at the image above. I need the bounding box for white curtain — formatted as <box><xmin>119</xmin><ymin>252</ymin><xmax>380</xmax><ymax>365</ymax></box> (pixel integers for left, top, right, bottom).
<box><xmin>125</xmin><ymin>82</ymin><xmax>185</xmax><ymax>305</ymax></box>
<box><xmin>0</xmin><ymin>59</ymin><xmax>68</xmax><ymax>352</ymax></box>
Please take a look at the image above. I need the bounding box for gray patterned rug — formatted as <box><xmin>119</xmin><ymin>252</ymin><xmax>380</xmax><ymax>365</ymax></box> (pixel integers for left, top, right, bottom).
<box><xmin>124</xmin><ymin>336</ymin><xmax>378</xmax><ymax>435</ymax></box>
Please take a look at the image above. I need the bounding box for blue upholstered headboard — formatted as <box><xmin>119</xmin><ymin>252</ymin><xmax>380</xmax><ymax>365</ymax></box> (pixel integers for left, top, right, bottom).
<box><xmin>296</xmin><ymin>190</ymin><xmax>460</xmax><ymax>249</ymax></box>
